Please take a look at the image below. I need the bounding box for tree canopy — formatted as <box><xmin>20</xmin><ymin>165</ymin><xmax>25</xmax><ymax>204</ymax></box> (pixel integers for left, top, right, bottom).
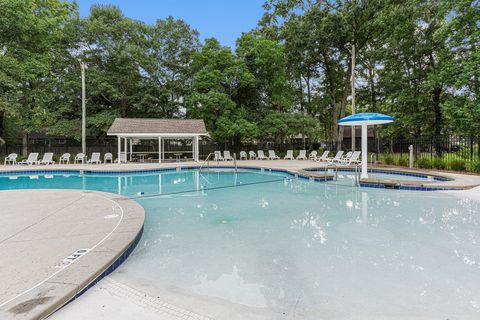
<box><xmin>0</xmin><ymin>0</ymin><xmax>478</xmax><ymax>147</ymax></box>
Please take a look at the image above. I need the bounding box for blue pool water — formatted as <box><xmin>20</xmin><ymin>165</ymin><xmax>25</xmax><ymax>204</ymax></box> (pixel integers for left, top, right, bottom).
<box><xmin>1</xmin><ymin>169</ymin><xmax>479</xmax><ymax>319</ymax></box>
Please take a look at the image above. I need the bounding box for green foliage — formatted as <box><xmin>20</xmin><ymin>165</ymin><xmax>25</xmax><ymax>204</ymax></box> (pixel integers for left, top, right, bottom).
<box><xmin>449</xmin><ymin>159</ymin><xmax>466</xmax><ymax>171</ymax></box>
<box><xmin>1</xmin><ymin>0</ymin><xmax>479</xmax><ymax>152</ymax></box>
<box><xmin>432</xmin><ymin>158</ymin><xmax>447</xmax><ymax>170</ymax></box>
<box><xmin>381</xmin><ymin>153</ymin><xmax>395</xmax><ymax>165</ymax></box>
<box><xmin>416</xmin><ymin>157</ymin><xmax>432</xmax><ymax>169</ymax></box>
<box><xmin>397</xmin><ymin>157</ymin><xmax>408</xmax><ymax>167</ymax></box>
<box><xmin>470</xmin><ymin>161</ymin><xmax>480</xmax><ymax>173</ymax></box>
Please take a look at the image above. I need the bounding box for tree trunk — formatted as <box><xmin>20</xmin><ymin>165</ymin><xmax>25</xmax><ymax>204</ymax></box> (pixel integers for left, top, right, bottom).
<box><xmin>336</xmin><ymin>61</ymin><xmax>352</xmax><ymax>151</ymax></box>
<box><xmin>432</xmin><ymin>85</ymin><xmax>443</xmax><ymax>156</ymax></box>
<box><xmin>22</xmin><ymin>133</ymin><xmax>28</xmax><ymax>156</ymax></box>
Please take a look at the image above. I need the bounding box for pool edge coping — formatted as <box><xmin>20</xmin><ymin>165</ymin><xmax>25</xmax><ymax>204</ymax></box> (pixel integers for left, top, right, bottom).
<box><xmin>0</xmin><ymin>190</ymin><xmax>145</xmax><ymax>320</ymax></box>
<box><xmin>0</xmin><ymin>163</ymin><xmax>477</xmax><ymax>191</ymax></box>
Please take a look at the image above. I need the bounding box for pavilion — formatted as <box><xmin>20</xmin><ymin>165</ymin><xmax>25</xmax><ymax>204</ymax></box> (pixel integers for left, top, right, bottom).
<box><xmin>107</xmin><ymin>118</ymin><xmax>208</xmax><ymax>163</ymax></box>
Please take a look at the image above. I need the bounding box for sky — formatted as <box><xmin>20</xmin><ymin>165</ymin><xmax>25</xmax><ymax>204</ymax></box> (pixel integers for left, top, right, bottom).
<box><xmin>76</xmin><ymin>0</ymin><xmax>266</xmax><ymax>48</ymax></box>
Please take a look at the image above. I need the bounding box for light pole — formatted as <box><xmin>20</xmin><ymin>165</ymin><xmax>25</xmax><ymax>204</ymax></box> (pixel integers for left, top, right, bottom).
<box><xmin>80</xmin><ymin>61</ymin><xmax>87</xmax><ymax>155</ymax></box>
<box><xmin>351</xmin><ymin>43</ymin><xmax>356</xmax><ymax>151</ymax></box>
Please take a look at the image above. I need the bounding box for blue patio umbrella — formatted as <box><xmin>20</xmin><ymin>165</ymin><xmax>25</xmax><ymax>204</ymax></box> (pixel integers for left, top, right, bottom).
<box><xmin>338</xmin><ymin>113</ymin><xmax>394</xmax><ymax>179</ymax></box>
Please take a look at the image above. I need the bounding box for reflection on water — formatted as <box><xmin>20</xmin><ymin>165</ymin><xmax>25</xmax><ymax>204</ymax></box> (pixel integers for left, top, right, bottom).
<box><xmin>1</xmin><ymin>169</ymin><xmax>480</xmax><ymax>318</ymax></box>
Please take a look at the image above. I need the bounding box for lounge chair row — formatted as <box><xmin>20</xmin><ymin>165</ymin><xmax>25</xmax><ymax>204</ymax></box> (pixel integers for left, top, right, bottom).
<box><xmin>3</xmin><ymin>152</ymin><xmax>114</xmax><ymax>165</ymax></box>
<box><xmin>213</xmin><ymin>150</ymin><xmax>361</xmax><ymax>165</ymax></box>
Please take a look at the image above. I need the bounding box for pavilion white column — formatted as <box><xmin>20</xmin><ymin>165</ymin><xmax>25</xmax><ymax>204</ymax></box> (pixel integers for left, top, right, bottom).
<box><xmin>162</xmin><ymin>138</ymin><xmax>165</xmax><ymax>161</ymax></box>
<box><xmin>124</xmin><ymin>138</ymin><xmax>127</xmax><ymax>163</ymax></box>
<box><xmin>158</xmin><ymin>136</ymin><xmax>162</xmax><ymax>163</ymax></box>
<box><xmin>191</xmin><ymin>137</ymin><xmax>195</xmax><ymax>161</ymax></box>
<box><xmin>129</xmin><ymin>139</ymin><xmax>132</xmax><ymax>161</ymax></box>
<box><xmin>195</xmin><ymin>136</ymin><xmax>199</xmax><ymax>161</ymax></box>
<box><xmin>361</xmin><ymin>124</ymin><xmax>368</xmax><ymax>179</ymax></box>
<box><xmin>117</xmin><ymin>136</ymin><xmax>121</xmax><ymax>164</ymax></box>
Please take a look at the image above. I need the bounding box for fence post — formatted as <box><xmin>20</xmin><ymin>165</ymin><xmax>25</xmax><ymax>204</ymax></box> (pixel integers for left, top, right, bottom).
<box><xmin>408</xmin><ymin>145</ymin><xmax>414</xmax><ymax>168</ymax></box>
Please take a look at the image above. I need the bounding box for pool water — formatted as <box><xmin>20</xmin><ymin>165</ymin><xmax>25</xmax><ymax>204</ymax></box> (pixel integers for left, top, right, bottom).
<box><xmin>1</xmin><ymin>169</ymin><xmax>479</xmax><ymax>319</ymax></box>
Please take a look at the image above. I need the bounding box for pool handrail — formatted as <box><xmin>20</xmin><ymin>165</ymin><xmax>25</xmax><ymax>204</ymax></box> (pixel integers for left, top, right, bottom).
<box><xmin>199</xmin><ymin>152</ymin><xmax>214</xmax><ymax>171</ymax></box>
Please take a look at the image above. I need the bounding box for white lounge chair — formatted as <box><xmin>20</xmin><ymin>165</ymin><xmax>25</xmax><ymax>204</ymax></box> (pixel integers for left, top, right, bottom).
<box><xmin>268</xmin><ymin>150</ymin><xmax>279</xmax><ymax>160</ymax></box>
<box><xmin>224</xmin><ymin>151</ymin><xmax>234</xmax><ymax>161</ymax></box>
<box><xmin>239</xmin><ymin>151</ymin><xmax>248</xmax><ymax>160</ymax></box>
<box><xmin>341</xmin><ymin>151</ymin><xmax>353</xmax><ymax>162</ymax></box>
<box><xmin>74</xmin><ymin>153</ymin><xmax>86</xmax><ymax>164</ymax></box>
<box><xmin>214</xmin><ymin>151</ymin><xmax>224</xmax><ymax>161</ymax></box>
<box><xmin>296</xmin><ymin>150</ymin><xmax>307</xmax><ymax>160</ymax></box>
<box><xmin>327</xmin><ymin>151</ymin><xmax>344</xmax><ymax>164</ymax></box>
<box><xmin>309</xmin><ymin>151</ymin><xmax>318</xmax><ymax>161</ymax></box>
<box><xmin>339</xmin><ymin>151</ymin><xmax>361</xmax><ymax>165</ymax></box>
<box><xmin>104</xmin><ymin>152</ymin><xmax>113</xmax><ymax>163</ymax></box>
<box><xmin>284</xmin><ymin>150</ymin><xmax>294</xmax><ymax>160</ymax></box>
<box><xmin>38</xmin><ymin>153</ymin><xmax>55</xmax><ymax>165</ymax></box>
<box><xmin>59</xmin><ymin>153</ymin><xmax>70</xmax><ymax>164</ymax></box>
<box><xmin>19</xmin><ymin>153</ymin><xmax>39</xmax><ymax>165</ymax></box>
<box><xmin>87</xmin><ymin>152</ymin><xmax>101</xmax><ymax>164</ymax></box>
<box><xmin>4</xmin><ymin>153</ymin><xmax>17</xmax><ymax>165</ymax></box>
<box><xmin>257</xmin><ymin>150</ymin><xmax>267</xmax><ymax>160</ymax></box>
<box><xmin>315</xmin><ymin>150</ymin><xmax>330</xmax><ymax>162</ymax></box>
<box><xmin>248</xmin><ymin>151</ymin><xmax>257</xmax><ymax>160</ymax></box>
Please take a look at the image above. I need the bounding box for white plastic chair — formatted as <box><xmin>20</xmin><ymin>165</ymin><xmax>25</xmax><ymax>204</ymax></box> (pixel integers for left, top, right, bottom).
<box><xmin>239</xmin><ymin>151</ymin><xmax>248</xmax><ymax>160</ymax></box>
<box><xmin>38</xmin><ymin>153</ymin><xmax>55</xmax><ymax>165</ymax></box>
<box><xmin>59</xmin><ymin>153</ymin><xmax>70</xmax><ymax>164</ymax></box>
<box><xmin>296</xmin><ymin>150</ymin><xmax>307</xmax><ymax>160</ymax></box>
<box><xmin>341</xmin><ymin>151</ymin><xmax>353</xmax><ymax>162</ymax></box>
<box><xmin>19</xmin><ymin>153</ymin><xmax>39</xmax><ymax>165</ymax></box>
<box><xmin>74</xmin><ymin>153</ymin><xmax>86</xmax><ymax>164</ymax></box>
<box><xmin>87</xmin><ymin>152</ymin><xmax>101</xmax><ymax>164</ymax></box>
<box><xmin>223</xmin><ymin>151</ymin><xmax>234</xmax><ymax>161</ymax></box>
<box><xmin>104</xmin><ymin>152</ymin><xmax>113</xmax><ymax>163</ymax></box>
<box><xmin>214</xmin><ymin>151</ymin><xmax>224</xmax><ymax>161</ymax></box>
<box><xmin>327</xmin><ymin>151</ymin><xmax>344</xmax><ymax>164</ymax></box>
<box><xmin>248</xmin><ymin>151</ymin><xmax>257</xmax><ymax>160</ymax></box>
<box><xmin>284</xmin><ymin>150</ymin><xmax>294</xmax><ymax>160</ymax></box>
<box><xmin>339</xmin><ymin>151</ymin><xmax>361</xmax><ymax>165</ymax></box>
<box><xmin>309</xmin><ymin>151</ymin><xmax>318</xmax><ymax>161</ymax></box>
<box><xmin>315</xmin><ymin>151</ymin><xmax>330</xmax><ymax>162</ymax></box>
<box><xmin>4</xmin><ymin>153</ymin><xmax>17</xmax><ymax>165</ymax></box>
<box><xmin>257</xmin><ymin>150</ymin><xmax>267</xmax><ymax>160</ymax></box>
<box><xmin>268</xmin><ymin>150</ymin><xmax>279</xmax><ymax>160</ymax></box>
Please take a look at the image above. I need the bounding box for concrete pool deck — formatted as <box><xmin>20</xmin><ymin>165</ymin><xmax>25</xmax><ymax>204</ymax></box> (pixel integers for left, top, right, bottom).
<box><xmin>0</xmin><ymin>189</ymin><xmax>144</xmax><ymax>320</ymax></box>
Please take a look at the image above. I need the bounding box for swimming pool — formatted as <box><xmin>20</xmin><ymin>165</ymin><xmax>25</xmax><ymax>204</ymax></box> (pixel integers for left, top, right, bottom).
<box><xmin>1</xmin><ymin>168</ymin><xmax>479</xmax><ymax>319</ymax></box>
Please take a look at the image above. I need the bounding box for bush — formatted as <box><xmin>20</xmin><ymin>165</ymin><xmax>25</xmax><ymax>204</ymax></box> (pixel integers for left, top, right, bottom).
<box><xmin>416</xmin><ymin>157</ymin><xmax>432</xmax><ymax>169</ymax></box>
<box><xmin>432</xmin><ymin>158</ymin><xmax>447</xmax><ymax>170</ymax></box>
<box><xmin>397</xmin><ymin>157</ymin><xmax>408</xmax><ymax>167</ymax></box>
<box><xmin>470</xmin><ymin>161</ymin><xmax>480</xmax><ymax>173</ymax></box>
<box><xmin>382</xmin><ymin>153</ymin><xmax>395</xmax><ymax>165</ymax></box>
<box><xmin>449</xmin><ymin>159</ymin><xmax>466</xmax><ymax>171</ymax></box>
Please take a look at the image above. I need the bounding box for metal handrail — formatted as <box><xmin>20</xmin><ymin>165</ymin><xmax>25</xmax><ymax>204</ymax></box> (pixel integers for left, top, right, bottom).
<box><xmin>199</xmin><ymin>153</ymin><xmax>214</xmax><ymax>172</ymax></box>
<box><xmin>324</xmin><ymin>163</ymin><xmax>338</xmax><ymax>181</ymax></box>
<box><xmin>233</xmin><ymin>153</ymin><xmax>238</xmax><ymax>173</ymax></box>
<box><xmin>354</xmin><ymin>164</ymin><xmax>361</xmax><ymax>186</ymax></box>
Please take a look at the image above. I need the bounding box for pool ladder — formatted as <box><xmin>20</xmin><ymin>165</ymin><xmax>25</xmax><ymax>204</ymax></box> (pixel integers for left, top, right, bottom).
<box><xmin>324</xmin><ymin>163</ymin><xmax>338</xmax><ymax>182</ymax></box>
<box><xmin>199</xmin><ymin>152</ymin><xmax>213</xmax><ymax>172</ymax></box>
<box><xmin>354</xmin><ymin>164</ymin><xmax>361</xmax><ymax>186</ymax></box>
<box><xmin>233</xmin><ymin>153</ymin><xmax>238</xmax><ymax>173</ymax></box>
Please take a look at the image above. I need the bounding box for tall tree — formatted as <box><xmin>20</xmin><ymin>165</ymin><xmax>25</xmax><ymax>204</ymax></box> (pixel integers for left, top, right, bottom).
<box><xmin>185</xmin><ymin>38</ymin><xmax>258</xmax><ymax>145</ymax></box>
<box><xmin>0</xmin><ymin>0</ymin><xmax>77</xmax><ymax>152</ymax></box>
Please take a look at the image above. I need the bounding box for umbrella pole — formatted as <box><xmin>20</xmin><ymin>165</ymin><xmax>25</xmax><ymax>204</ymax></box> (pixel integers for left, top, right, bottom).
<box><xmin>361</xmin><ymin>124</ymin><xmax>368</xmax><ymax>179</ymax></box>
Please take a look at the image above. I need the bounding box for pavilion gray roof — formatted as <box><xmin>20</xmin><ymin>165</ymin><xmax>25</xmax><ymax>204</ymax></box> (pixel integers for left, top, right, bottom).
<box><xmin>107</xmin><ymin>118</ymin><xmax>207</xmax><ymax>135</ymax></box>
